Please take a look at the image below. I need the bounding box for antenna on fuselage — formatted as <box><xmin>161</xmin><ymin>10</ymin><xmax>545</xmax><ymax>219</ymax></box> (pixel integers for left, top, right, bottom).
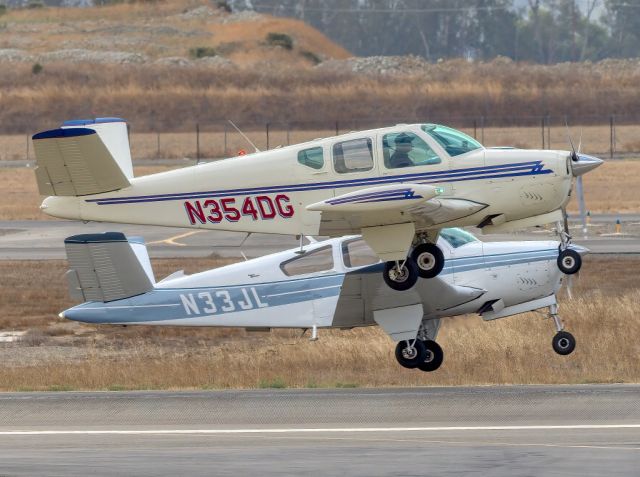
<box><xmin>228</xmin><ymin>120</ymin><xmax>261</xmax><ymax>153</ymax></box>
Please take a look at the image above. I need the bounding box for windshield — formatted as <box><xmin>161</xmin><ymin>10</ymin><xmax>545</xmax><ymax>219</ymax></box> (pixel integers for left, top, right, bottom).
<box><xmin>440</xmin><ymin>228</ymin><xmax>478</xmax><ymax>248</ymax></box>
<box><xmin>421</xmin><ymin>124</ymin><xmax>483</xmax><ymax>157</ymax></box>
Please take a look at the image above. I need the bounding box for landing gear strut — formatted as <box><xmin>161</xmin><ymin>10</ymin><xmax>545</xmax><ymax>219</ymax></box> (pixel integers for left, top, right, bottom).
<box><xmin>549</xmin><ymin>303</ymin><xmax>576</xmax><ymax>356</ymax></box>
<box><xmin>556</xmin><ymin>219</ymin><xmax>582</xmax><ymax>275</ymax></box>
<box><xmin>395</xmin><ymin>339</ymin><xmax>426</xmax><ymax>368</ymax></box>
<box><xmin>383</xmin><ymin>259</ymin><xmax>419</xmax><ymax>291</ymax></box>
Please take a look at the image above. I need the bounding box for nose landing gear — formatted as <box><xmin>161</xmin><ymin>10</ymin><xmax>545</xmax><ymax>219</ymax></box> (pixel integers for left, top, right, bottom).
<box><xmin>556</xmin><ymin>219</ymin><xmax>582</xmax><ymax>275</ymax></box>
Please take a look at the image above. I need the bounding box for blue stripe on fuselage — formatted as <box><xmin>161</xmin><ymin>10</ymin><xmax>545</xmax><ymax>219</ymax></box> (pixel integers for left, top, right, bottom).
<box><xmin>86</xmin><ymin>161</ymin><xmax>553</xmax><ymax>206</ymax></box>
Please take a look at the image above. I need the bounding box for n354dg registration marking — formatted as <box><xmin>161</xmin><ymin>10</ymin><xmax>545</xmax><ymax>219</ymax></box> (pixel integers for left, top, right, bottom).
<box><xmin>184</xmin><ymin>194</ymin><xmax>294</xmax><ymax>225</ymax></box>
<box><xmin>179</xmin><ymin>287</ymin><xmax>268</xmax><ymax>316</ymax></box>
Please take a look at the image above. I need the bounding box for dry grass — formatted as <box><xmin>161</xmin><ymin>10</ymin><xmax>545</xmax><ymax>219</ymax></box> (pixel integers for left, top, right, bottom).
<box><xmin>0</xmin><ymin>255</ymin><xmax>638</xmax><ymax>390</ymax></box>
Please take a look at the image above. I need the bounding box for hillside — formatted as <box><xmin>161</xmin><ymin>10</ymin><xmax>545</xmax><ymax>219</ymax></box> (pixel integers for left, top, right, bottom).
<box><xmin>0</xmin><ymin>0</ymin><xmax>351</xmax><ymax>67</ymax></box>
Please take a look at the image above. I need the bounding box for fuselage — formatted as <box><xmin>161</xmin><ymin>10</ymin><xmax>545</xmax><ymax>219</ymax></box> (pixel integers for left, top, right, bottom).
<box><xmin>62</xmin><ymin>231</ymin><xmax>574</xmax><ymax>329</ymax></box>
<box><xmin>42</xmin><ymin>123</ymin><xmax>573</xmax><ymax>236</ymax></box>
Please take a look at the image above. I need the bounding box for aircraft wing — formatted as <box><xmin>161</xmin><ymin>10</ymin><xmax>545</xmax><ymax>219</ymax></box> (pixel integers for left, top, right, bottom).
<box><xmin>307</xmin><ymin>184</ymin><xmax>488</xmax><ymax>236</ymax></box>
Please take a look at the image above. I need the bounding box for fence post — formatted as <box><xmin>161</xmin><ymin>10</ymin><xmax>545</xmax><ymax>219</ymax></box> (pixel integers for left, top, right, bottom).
<box><xmin>224</xmin><ymin>123</ymin><xmax>228</xmax><ymax>157</ymax></box>
<box><xmin>196</xmin><ymin>123</ymin><xmax>200</xmax><ymax>162</ymax></box>
<box><xmin>156</xmin><ymin>132</ymin><xmax>160</xmax><ymax>159</ymax></box>
<box><xmin>480</xmin><ymin>116</ymin><xmax>485</xmax><ymax>143</ymax></box>
<box><xmin>610</xmin><ymin>115</ymin><xmax>614</xmax><ymax>159</ymax></box>
<box><xmin>335</xmin><ymin>121</ymin><xmax>339</xmax><ymax>136</ymax></box>
<box><xmin>26</xmin><ymin>134</ymin><xmax>29</xmax><ymax>161</ymax></box>
<box><xmin>473</xmin><ymin>119</ymin><xmax>477</xmax><ymax>139</ymax></box>
<box><xmin>286</xmin><ymin>123</ymin><xmax>290</xmax><ymax>146</ymax></box>
<box><xmin>546</xmin><ymin>115</ymin><xmax>551</xmax><ymax>149</ymax></box>
<box><xmin>266</xmin><ymin>122</ymin><xmax>270</xmax><ymax>150</ymax></box>
<box><xmin>541</xmin><ymin>117</ymin><xmax>545</xmax><ymax>149</ymax></box>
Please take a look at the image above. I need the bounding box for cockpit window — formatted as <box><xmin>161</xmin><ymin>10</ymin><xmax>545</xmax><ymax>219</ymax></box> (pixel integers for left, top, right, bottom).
<box><xmin>280</xmin><ymin>246</ymin><xmax>334</xmax><ymax>276</ymax></box>
<box><xmin>440</xmin><ymin>228</ymin><xmax>478</xmax><ymax>248</ymax></box>
<box><xmin>382</xmin><ymin>132</ymin><xmax>441</xmax><ymax>169</ymax></box>
<box><xmin>421</xmin><ymin>124</ymin><xmax>482</xmax><ymax>157</ymax></box>
<box><xmin>298</xmin><ymin>147</ymin><xmax>324</xmax><ymax>170</ymax></box>
<box><xmin>342</xmin><ymin>238</ymin><xmax>380</xmax><ymax>268</ymax></box>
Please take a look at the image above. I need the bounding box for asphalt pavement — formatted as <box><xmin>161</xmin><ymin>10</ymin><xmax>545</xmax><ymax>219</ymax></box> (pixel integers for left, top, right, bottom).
<box><xmin>0</xmin><ymin>385</ymin><xmax>638</xmax><ymax>476</ymax></box>
<box><xmin>2</xmin><ymin>214</ymin><xmax>640</xmax><ymax>260</ymax></box>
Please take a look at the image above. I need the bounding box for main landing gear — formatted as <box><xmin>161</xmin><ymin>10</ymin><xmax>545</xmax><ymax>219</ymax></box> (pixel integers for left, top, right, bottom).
<box><xmin>383</xmin><ymin>238</ymin><xmax>445</xmax><ymax>291</ymax></box>
<box><xmin>395</xmin><ymin>325</ymin><xmax>445</xmax><ymax>372</ymax></box>
<box><xmin>556</xmin><ymin>220</ymin><xmax>582</xmax><ymax>275</ymax></box>
<box><xmin>549</xmin><ymin>303</ymin><xmax>576</xmax><ymax>356</ymax></box>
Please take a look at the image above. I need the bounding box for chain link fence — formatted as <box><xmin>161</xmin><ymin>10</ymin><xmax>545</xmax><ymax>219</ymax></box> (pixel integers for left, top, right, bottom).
<box><xmin>3</xmin><ymin>115</ymin><xmax>639</xmax><ymax>162</ymax></box>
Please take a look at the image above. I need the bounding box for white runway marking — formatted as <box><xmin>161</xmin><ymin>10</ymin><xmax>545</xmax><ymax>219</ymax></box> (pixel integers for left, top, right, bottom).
<box><xmin>1</xmin><ymin>424</ymin><xmax>639</xmax><ymax>436</ymax></box>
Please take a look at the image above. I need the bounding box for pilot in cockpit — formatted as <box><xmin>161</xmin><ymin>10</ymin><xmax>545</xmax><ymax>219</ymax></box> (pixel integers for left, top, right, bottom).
<box><xmin>388</xmin><ymin>133</ymin><xmax>414</xmax><ymax>168</ymax></box>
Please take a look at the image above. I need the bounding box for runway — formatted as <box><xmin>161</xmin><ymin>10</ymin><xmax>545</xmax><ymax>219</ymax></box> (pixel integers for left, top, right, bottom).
<box><xmin>2</xmin><ymin>214</ymin><xmax>640</xmax><ymax>260</ymax></box>
<box><xmin>0</xmin><ymin>385</ymin><xmax>638</xmax><ymax>475</ymax></box>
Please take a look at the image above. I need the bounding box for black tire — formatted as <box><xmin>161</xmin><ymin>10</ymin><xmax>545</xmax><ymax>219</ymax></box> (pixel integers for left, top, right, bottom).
<box><xmin>395</xmin><ymin>339</ymin><xmax>427</xmax><ymax>369</ymax></box>
<box><xmin>552</xmin><ymin>331</ymin><xmax>576</xmax><ymax>356</ymax></box>
<box><xmin>557</xmin><ymin>249</ymin><xmax>582</xmax><ymax>275</ymax></box>
<box><xmin>383</xmin><ymin>259</ymin><xmax>419</xmax><ymax>291</ymax></box>
<box><xmin>418</xmin><ymin>340</ymin><xmax>444</xmax><ymax>372</ymax></box>
<box><xmin>411</xmin><ymin>243</ymin><xmax>445</xmax><ymax>279</ymax></box>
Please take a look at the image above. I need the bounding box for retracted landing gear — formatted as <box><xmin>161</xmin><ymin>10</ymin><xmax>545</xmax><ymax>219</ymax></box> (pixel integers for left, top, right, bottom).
<box><xmin>556</xmin><ymin>219</ymin><xmax>582</xmax><ymax>275</ymax></box>
<box><xmin>549</xmin><ymin>303</ymin><xmax>576</xmax><ymax>356</ymax></box>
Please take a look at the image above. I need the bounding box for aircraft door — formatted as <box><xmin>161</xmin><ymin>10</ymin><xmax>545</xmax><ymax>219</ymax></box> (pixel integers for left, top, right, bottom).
<box><xmin>330</xmin><ymin>136</ymin><xmax>379</xmax><ymax>196</ymax></box>
<box><xmin>294</xmin><ymin>145</ymin><xmax>334</xmax><ymax>234</ymax></box>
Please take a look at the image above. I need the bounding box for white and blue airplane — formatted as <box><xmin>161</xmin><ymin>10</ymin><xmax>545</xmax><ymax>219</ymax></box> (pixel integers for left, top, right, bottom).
<box><xmin>60</xmin><ymin>228</ymin><xmax>586</xmax><ymax>371</ymax></box>
<box><xmin>34</xmin><ymin>118</ymin><xmax>601</xmax><ymax>291</ymax></box>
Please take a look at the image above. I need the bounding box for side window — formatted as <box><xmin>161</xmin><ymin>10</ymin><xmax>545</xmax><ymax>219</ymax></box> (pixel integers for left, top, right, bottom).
<box><xmin>383</xmin><ymin>132</ymin><xmax>441</xmax><ymax>169</ymax></box>
<box><xmin>280</xmin><ymin>246</ymin><xmax>334</xmax><ymax>276</ymax></box>
<box><xmin>297</xmin><ymin>147</ymin><xmax>324</xmax><ymax>170</ymax></box>
<box><xmin>342</xmin><ymin>239</ymin><xmax>380</xmax><ymax>268</ymax></box>
<box><xmin>333</xmin><ymin>138</ymin><xmax>373</xmax><ymax>173</ymax></box>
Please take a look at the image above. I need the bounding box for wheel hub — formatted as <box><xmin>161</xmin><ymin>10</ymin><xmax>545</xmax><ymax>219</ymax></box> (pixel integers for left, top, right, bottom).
<box><xmin>417</xmin><ymin>252</ymin><xmax>435</xmax><ymax>271</ymax></box>
<box><xmin>389</xmin><ymin>265</ymin><xmax>409</xmax><ymax>283</ymax></box>
<box><xmin>402</xmin><ymin>346</ymin><xmax>417</xmax><ymax>360</ymax></box>
<box><xmin>558</xmin><ymin>338</ymin><xmax>570</xmax><ymax>349</ymax></box>
<box><xmin>562</xmin><ymin>256</ymin><xmax>575</xmax><ymax>268</ymax></box>
<box><xmin>424</xmin><ymin>350</ymin><xmax>434</xmax><ymax>363</ymax></box>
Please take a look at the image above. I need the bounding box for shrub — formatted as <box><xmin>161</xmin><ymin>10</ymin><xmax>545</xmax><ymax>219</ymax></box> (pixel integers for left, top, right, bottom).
<box><xmin>0</xmin><ymin>4</ymin><xmax>7</xmax><ymax>16</ymax></box>
<box><xmin>216</xmin><ymin>0</ymin><xmax>231</xmax><ymax>12</ymax></box>
<box><xmin>189</xmin><ymin>47</ymin><xmax>216</xmax><ymax>59</ymax></box>
<box><xmin>26</xmin><ymin>0</ymin><xmax>44</xmax><ymax>8</ymax></box>
<box><xmin>300</xmin><ymin>50</ymin><xmax>321</xmax><ymax>65</ymax></box>
<box><xmin>266</xmin><ymin>32</ymin><xmax>293</xmax><ymax>50</ymax></box>
<box><xmin>31</xmin><ymin>63</ymin><xmax>43</xmax><ymax>75</ymax></box>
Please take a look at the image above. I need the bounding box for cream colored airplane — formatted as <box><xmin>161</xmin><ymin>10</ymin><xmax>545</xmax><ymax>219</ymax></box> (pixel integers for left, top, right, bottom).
<box><xmin>33</xmin><ymin>118</ymin><xmax>602</xmax><ymax>290</ymax></box>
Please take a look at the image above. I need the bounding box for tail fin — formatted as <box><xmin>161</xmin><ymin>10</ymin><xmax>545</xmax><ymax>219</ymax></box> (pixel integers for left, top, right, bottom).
<box><xmin>64</xmin><ymin>232</ymin><xmax>155</xmax><ymax>303</ymax></box>
<box><xmin>33</xmin><ymin>118</ymin><xmax>133</xmax><ymax>197</ymax></box>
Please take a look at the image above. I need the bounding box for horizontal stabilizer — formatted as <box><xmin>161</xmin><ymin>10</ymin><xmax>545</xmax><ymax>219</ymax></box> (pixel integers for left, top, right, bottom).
<box><xmin>33</xmin><ymin>127</ymin><xmax>130</xmax><ymax>196</ymax></box>
<box><xmin>64</xmin><ymin>232</ymin><xmax>154</xmax><ymax>303</ymax></box>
